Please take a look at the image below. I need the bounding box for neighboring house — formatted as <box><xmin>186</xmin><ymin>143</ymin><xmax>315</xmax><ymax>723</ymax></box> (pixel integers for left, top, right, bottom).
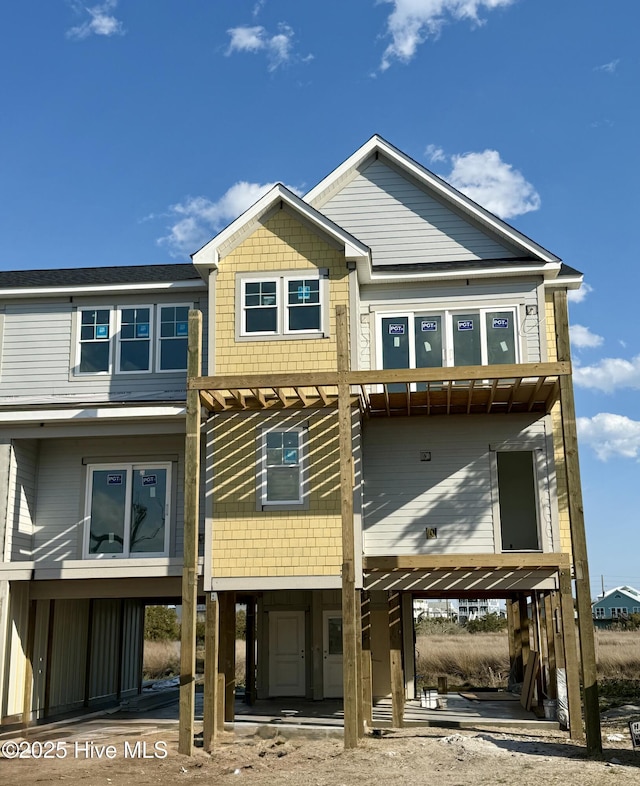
<box><xmin>0</xmin><ymin>136</ymin><xmax>599</xmax><ymax>753</ymax></box>
<box><xmin>457</xmin><ymin>598</ymin><xmax>505</xmax><ymax>623</ymax></box>
<box><xmin>592</xmin><ymin>586</ymin><xmax>640</xmax><ymax>625</ymax></box>
<box><xmin>413</xmin><ymin>599</ymin><xmax>454</xmax><ymax>620</ymax></box>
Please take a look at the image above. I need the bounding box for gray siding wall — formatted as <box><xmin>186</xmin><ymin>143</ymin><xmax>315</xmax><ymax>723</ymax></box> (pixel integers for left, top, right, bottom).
<box><xmin>120</xmin><ymin>599</ymin><xmax>144</xmax><ymax>696</ymax></box>
<box><xmin>359</xmin><ymin>277</ymin><xmax>543</xmax><ymax>369</ymax></box>
<box><xmin>48</xmin><ymin>599</ymin><xmax>90</xmax><ymax>713</ymax></box>
<box><xmin>362</xmin><ymin>415</ymin><xmax>554</xmax><ymax>556</ymax></box>
<box><xmin>0</xmin><ymin>293</ymin><xmax>207</xmax><ymax>403</ymax></box>
<box><xmin>88</xmin><ymin>599</ymin><xmax>121</xmax><ymax>702</ymax></box>
<box><xmin>33</xmin><ymin>434</ymin><xmax>185</xmax><ymax>562</ymax></box>
<box><xmin>6</xmin><ymin>439</ymin><xmax>39</xmax><ymax>561</ymax></box>
<box><xmin>320</xmin><ymin>159</ymin><xmax>518</xmax><ymax>265</ymax></box>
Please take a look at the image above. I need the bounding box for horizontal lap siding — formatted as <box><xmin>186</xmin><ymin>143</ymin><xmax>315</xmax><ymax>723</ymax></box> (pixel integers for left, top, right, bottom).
<box><xmin>34</xmin><ymin>434</ymin><xmax>185</xmax><ymax>562</ymax></box>
<box><xmin>320</xmin><ymin>159</ymin><xmax>518</xmax><ymax>265</ymax></box>
<box><xmin>6</xmin><ymin>439</ymin><xmax>38</xmax><ymax>560</ymax></box>
<box><xmin>362</xmin><ymin>415</ymin><xmax>551</xmax><ymax>556</ymax></box>
<box><xmin>0</xmin><ymin>295</ymin><xmax>207</xmax><ymax>402</ymax></box>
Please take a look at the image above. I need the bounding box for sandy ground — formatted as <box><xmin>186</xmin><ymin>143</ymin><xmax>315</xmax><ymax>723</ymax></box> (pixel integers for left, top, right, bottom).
<box><xmin>2</xmin><ymin>708</ymin><xmax>640</xmax><ymax>785</ymax></box>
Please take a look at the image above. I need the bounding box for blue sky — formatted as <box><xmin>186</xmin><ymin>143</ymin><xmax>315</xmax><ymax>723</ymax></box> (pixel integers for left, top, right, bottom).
<box><xmin>1</xmin><ymin>1</ymin><xmax>638</xmax><ymax>597</ymax></box>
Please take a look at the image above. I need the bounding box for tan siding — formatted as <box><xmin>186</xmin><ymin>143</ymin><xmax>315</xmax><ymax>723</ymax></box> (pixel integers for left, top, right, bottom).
<box><xmin>6</xmin><ymin>439</ymin><xmax>38</xmax><ymax>561</ymax></box>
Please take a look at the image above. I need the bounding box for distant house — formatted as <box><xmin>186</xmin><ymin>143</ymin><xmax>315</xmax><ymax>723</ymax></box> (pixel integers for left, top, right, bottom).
<box><xmin>592</xmin><ymin>586</ymin><xmax>640</xmax><ymax>625</ymax></box>
<box><xmin>457</xmin><ymin>598</ymin><xmax>505</xmax><ymax>623</ymax></box>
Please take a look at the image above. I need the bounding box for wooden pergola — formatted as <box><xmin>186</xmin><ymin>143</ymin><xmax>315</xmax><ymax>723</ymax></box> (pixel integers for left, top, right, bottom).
<box><xmin>178</xmin><ymin>295</ymin><xmax>601</xmax><ymax>757</ymax></box>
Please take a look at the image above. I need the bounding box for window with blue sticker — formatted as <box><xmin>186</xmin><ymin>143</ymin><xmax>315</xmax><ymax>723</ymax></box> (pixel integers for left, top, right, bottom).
<box><xmin>159</xmin><ymin>305</ymin><xmax>190</xmax><ymax>371</ymax></box>
<box><xmin>262</xmin><ymin>429</ymin><xmax>303</xmax><ymax>504</ymax></box>
<box><xmin>79</xmin><ymin>309</ymin><xmax>111</xmax><ymax>373</ymax></box>
<box><xmin>119</xmin><ymin>307</ymin><xmax>151</xmax><ymax>373</ymax></box>
<box><xmin>241</xmin><ymin>275</ymin><xmax>324</xmax><ymax>336</ymax></box>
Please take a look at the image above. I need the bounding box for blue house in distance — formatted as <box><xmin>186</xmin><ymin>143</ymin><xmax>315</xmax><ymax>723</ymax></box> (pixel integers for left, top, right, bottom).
<box><xmin>592</xmin><ymin>586</ymin><xmax>640</xmax><ymax>627</ymax></box>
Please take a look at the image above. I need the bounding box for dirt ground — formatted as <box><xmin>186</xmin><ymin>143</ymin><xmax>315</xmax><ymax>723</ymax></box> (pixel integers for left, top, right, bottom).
<box><xmin>3</xmin><ymin>709</ymin><xmax>640</xmax><ymax>786</ymax></box>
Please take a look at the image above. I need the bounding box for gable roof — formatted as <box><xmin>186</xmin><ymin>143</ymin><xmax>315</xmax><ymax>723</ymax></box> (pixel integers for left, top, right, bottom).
<box><xmin>191</xmin><ymin>183</ymin><xmax>370</xmax><ymax>272</ymax></box>
<box><xmin>305</xmin><ymin>135</ymin><xmax>562</xmax><ymax>270</ymax></box>
<box><xmin>593</xmin><ymin>585</ymin><xmax>640</xmax><ymax>606</ymax></box>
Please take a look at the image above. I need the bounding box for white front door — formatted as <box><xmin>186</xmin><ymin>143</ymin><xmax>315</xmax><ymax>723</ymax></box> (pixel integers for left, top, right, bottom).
<box><xmin>323</xmin><ymin>611</ymin><xmax>343</xmax><ymax>698</ymax></box>
<box><xmin>268</xmin><ymin>611</ymin><xmax>306</xmax><ymax>696</ymax></box>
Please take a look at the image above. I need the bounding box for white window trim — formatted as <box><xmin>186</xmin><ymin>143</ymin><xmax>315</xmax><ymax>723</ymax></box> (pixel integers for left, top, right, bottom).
<box><xmin>155</xmin><ymin>302</ymin><xmax>191</xmax><ymax>373</ymax></box>
<box><xmin>375</xmin><ymin>305</ymin><xmax>521</xmax><ymax>374</ymax></box>
<box><xmin>74</xmin><ymin>304</ymin><xmax>192</xmax><ymax>377</ymax></box>
<box><xmin>237</xmin><ymin>271</ymin><xmax>329</xmax><ymax>341</ymax></box>
<box><xmin>256</xmin><ymin>425</ymin><xmax>308</xmax><ymax>510</ymax></box>
<box><xmin>83</xmin><ymin>462</ymin><xmax>172</xmax><ymax>559</ymax></box>
<box><xmin>115</xmin><ymin>304</ymin><xmax>153</xmax><ymax>375</ymax></box>
<box><xmin>76</xmin><ymin>307</ymin><xmax>115</xmax><ymax>376</ymax></box>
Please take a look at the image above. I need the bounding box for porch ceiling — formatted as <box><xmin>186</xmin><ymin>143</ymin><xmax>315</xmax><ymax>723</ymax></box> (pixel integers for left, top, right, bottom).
<box><xmin>190</xmin><ymin>362</ymin><xmax>570</xmax><ymax>417</ymax></box>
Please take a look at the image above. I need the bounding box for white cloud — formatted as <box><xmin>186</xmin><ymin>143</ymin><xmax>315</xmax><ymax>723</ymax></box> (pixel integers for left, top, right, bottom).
<box><xmin>444</xmin><ymin>149</ymin><xmax>540</xmax><ymax>219</ymax></box>
<box><xmin>594</xmin><ymin>59</ymin><xmax>620</xmax><ymax>74</ymax></box>
<box><xmin>577</xmin><ymin>413</ymin><xmax>640</xmax><ymax>461</ymax></box>
<box><xmin>574</xmin><ymin>355</ymin><xmax>640</xmax><ymax>393</ymax></box>
<box><xmin>570</xmin><ymin>324</ymin><xmax>604</xmax><ymax>349</ymax></box>
<box><xmin>379</xmin><ymin>0</ymin><xmax>516</xmax><ymax>70</ymax></box>
<box><xmin>226</xmin><ymin>23</ymin><xmax>304</xmax><ymax>71</ymax></box>
<box><xmin>158</xmin><ymin>181</ymin><xmax>303</xmax><ymax>257</ymax></box>
<box><xmin>67</xmin><ymin>0</ymin><xmax>124</xmax><ymax>40</ymax></box>
<box><xmin>425</xmin><ymin>144</ymin><xmax>447</xmax><ymax>164</ymax></box>
<box><xmin>568</xmin><ymin>282</ymin><xmax>593</xmax><ymax>303</ymax></box>
<box><xmin>252</xmin><ymin>1</ymin><xmax>267</xmax><ymax>17</ymax></box>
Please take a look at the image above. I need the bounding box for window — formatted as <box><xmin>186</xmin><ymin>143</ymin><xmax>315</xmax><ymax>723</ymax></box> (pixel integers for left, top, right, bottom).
<box><xmin>84</xmin><ymin>463</ymin><xmax>171</xmax><ymax>558</ymax></box>
<box><xmin>378</xmin><ymin>306</ymin><xmax>520</xmax><ymax>377</ymax></box>
<box><xmin>595</xmin><ymin>607</ymin><xmax>605</xmax><ymax>618</ymax></box>
<box><xmin>239</xmin><ymin>273</ymin><xmax>326</xmax><ymax>337</ymax></box>
<box><xmin>258</xmin><ymin>427</ymin><xmax>305</xmax><ymax>507</ymax></box>
<box><xmin>611</xmin><ymin>607</ymin><xmax>628</xmax><ymax>619</ymax></box>
<box><xmin>76</xmin><ymin>304</ymin><xmax>190</xmax><ymax>375</ymax></box>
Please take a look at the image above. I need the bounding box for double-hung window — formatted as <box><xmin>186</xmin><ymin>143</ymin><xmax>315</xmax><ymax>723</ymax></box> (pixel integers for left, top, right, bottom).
<box><xmin>76</xmin><ymin>304</ymin><xmax>190</xmax><ymax>375</ymax></box>
<box><xmin>240</xmin><ymin>273</ymin><xmax>326</xmax><ymax>337</ymax></box>
<box><xmin>258</xmin><ymin>427</ymin><xmax>305</xmax><ymax>507</ymax></box>
<box><xmin>378</xmin><ymin>306</ymin><xmax>520</xmax><ymax>376</ymax></box>
<box><xmin>84</xmin><ymin>463</ymin><xmax>171</xmax><ymax>558</ymax></box>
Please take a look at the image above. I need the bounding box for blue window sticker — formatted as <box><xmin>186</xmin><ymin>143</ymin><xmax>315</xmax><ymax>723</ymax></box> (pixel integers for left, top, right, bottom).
<box><xmin>142</xmin><ymin>475</ymin><xmax>157</xmax><ymax>486</ymax></box>
<box><xmin>388</xmin><ymin>323</ymin><xmax>405</xmax><ymax>335</ymax></box>
<box><xmin>136</xmin><ymin>323</ymin><xmax>149</xmax><ymax>338</ymax></box>
<box><xmin>297</xmin><ymin>284</ymin><xmax>311</xmax><ymax>302</ymax></box>
<box><xmin>96</xmin><ymin>325</ymin><xmax>109</xmax><ymax>339</ymax></box>
<box><xmin>283</xmin><ymin>449</ymin><xmax>298</xmax><ymax>464</ymax></box>
<box><xmin>457</xmin><ymin>320</ymin><xmax>474</xmax><ymax>331</ymax></box>
<box><xmin>176</xmin><ymin>322</ymin><xmax>188</xmax><ymax>337</ymax></box>
<box><xmin>421</xmin><ymin>320</ymin><xmax>438</xmax><ymax>332</ymax></box>
<box><xmin>492</xmin><ymin>318</ymin><xmax>509</xmax><ymax>329</ymax></box>
<box><xmin>107</xmin><ymin>473</ymin><xmax>123</xmax><ymax>485</ymax></box>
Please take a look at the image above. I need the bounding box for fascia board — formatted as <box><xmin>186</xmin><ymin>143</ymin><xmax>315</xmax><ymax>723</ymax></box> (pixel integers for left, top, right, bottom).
<box><xmin>545</xmin><ymin>275</ymin><xmax>583</xmax><ymax>290</ymax></box>
<box><xmin>305</xmin><ymin>135</ymin><xmax>560</xmax><ymax>265</ymax></box>
<box><xmin>357</xmin><ymin>261</ymin><xmax>561</xmax><ymax>285</ymax></box>
<box><xmin>0</xmin><ymin>405</ymin><xmax>186</xmax><ymax>424</ymax></box>
<box><xmin>0</xmin><ymin>279</ymin><xmax>206</xmax><ymax>299</ymax></box>
<box><xmin>192</xmin><ymin>183</ymin><xmax>369</xmax><ymax>271</ymax></box>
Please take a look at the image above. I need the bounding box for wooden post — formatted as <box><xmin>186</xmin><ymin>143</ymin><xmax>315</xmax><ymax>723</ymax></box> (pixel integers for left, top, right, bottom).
<box><xmin>559</xmin><ymin>567</ymin><xmax>584</xmax><ymax>740</ymax></box>
<box><xmin>544</xmin><ymin>592</ymin><xmax>557</xmax><ymax>700</ymax></box>
<box><xmin>337</xmin><ymin>304</ymin><xmax>358</xmax><ymax>750</ymax></box>
<box><xmin>518</xmin><ymin>593</ymin><xmax>530</xmax><ymax>675</ymax></box>
<box><xmin>245</xmin><ymin>599</ymin><xmax>256</xmax><ymax>706</ymax></box>
<box><xmin>531</xmin><ymin>593</ymin><xmax>544</xmax><ymax>706</ymax></box>
<box><xmin>388</xmin><ymin>590</ymin><xmax>404</xmax><ymax>728</ymax></box>
<box><xmin>361</xmin><ymin>592</ymin><xmax>373</xmax><ymax>727</ymax></box>
<box><xmin>510</xmin><ymin>596</ymin><xmax>524</xmax><ymax>682</ymax></box>
<box><xmin>355</xmin><ymin>589</ymin><xmax>364</xmax><ymax>737</ymax></box>
<box><xmin>203</xmin><ymin>592</ymin><xmax>219</xmax><ymax>752</ymax></box>
<box><xmin>179</xmin><ymin>309</ymin><xmax>202</xmax><ymax>756</ymax></box>
<box><xmin>219</xmin><ymin>591</ymin><xmax>236</xmax><ymax>723</ymax></box>
<box><xmin>216</xmin><ymin>673</ymin><xmax>225</xmax><ymax>732</ymax></box>
<box><xmin>554</xmin><ymin>289</ymin><xmax>602</xmax><ymax>755</ymax></box>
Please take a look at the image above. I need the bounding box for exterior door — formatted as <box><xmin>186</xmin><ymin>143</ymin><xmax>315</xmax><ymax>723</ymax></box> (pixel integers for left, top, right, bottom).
<box><xmin>322</xmin><ymin>611</ymin><xmax>343</xmax><ymax>698</ymax></box>
<box><xmin>381</xmin><ymin>316</ymin><xmax>409</xmax><ymax>392</ymax></box>
<box><xmin>268</xmin><ymin>611</ymin><xmax>306</xmax><ymax>696</ymax></box>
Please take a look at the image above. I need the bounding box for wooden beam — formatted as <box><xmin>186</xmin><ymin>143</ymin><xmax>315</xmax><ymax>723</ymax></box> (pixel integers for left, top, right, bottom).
<box><xmin>518</xmin><ymin>593</ymin><xmax>531</xmax><ymax>675</ymax></box>
<box><xmin>337</xmin><ymin>304</ymin><xmax>358</xmax><ymax>750</ymax></box>
<box><xmin>544</xmin><ymin>592</ymin><xmax>557</xmax><ymax>700</ymax></box>
<box><xmin>293</xmin><ymin>387</ymin><xmax>309</xmax><ymax>406</ymax></box>
<box><xmin>274</xmin><ymin>387</ymin><xmax>289</xmax><ymax>407</ymax></box>
<box><xmin>383</xmin><ymin>384</ymin><xmax>390</xmax><ymax>417</ymax></box>
<box><xmin>251</xmin><ymin>388</ymin><xmax>267</xmax><ymax>408</ymax></box>
<box><xmin>526</xmin><ymin>376</ymin><xmax>546</xmax><ymax>412</ymax></box>
<box><xmin>405</xmin><ymin>383</ymin><xmax>411</xmax><ymax>416</ymax></box>
<box><xmin>554</xmin><ymin>289</ymin><xmax>601</xmax><ymax>756</ymax></box>
<box><xmin>355</xmin><ymin>589</ymin><xmax>364</xmax><ymax>737</ymax></box>
<box><xmin>179</xmin><ymin>309</ymin><xmax>202</xmax><ymax>756</ymax></box>
<box><xmin>316</xmin><ymin>385</ymin><xmax>330</xmax><ymax>406</ymax></box>
<box><xmin>199</xmin><ymin>390</ymin><xmax>218</xmax><ymax>411</ymax></box>
<box><xmin>506</xmin><ymin>378</ymin><xmax>522</xmax><ymax>413</ymax></box>
<box><xmin>219</xmin><ymin>591</ymin><xmax>236</xmax><ymax>724</ymax></box>
<box><xmin>189</xmin><ymin>362</ymin><xmax>571</xmax><ymax>392</ymax></box>
<box><xmin>559</xmin><ymin>567</ymin><xmax>585</xmax><ymax>741</ymax></box>
<box><xmin>466</xmin><ymin>379</ymin><xmax>476</xmax><ymax>414</ymax></box>
<box><xmin>446</xmin><ymin>380</ymin><xmax>452</xmax><ymax>414</ymax></box>
<box><xmin>229</xmin><ymin>389</ymin><xmax>246</xmax><ymax>408</ymax></box>
<box><xmin>486</xmin><ymin>378</ymin><xmax>499</xmax><ymax>413</ymax></box>
<box><xmin>203</xmin><ymin>592</ymin><xmax>219</xmax><ymax>753</ymax></box>
<box><xmin>363</xmin><ymin>553</ymin><xmax>571</xmax><ymax>571</ymax></box>
<box><xmin>361</xmin><ymin>592</ymin><xmax>373</xmax><ymax>728</ymax></box>
<box><xmin>511</xmin><ymin>595</ymin><xmax>524</xmax><ymax>682</ymax></box>
<box><xmin>388</xmin><ymin>591</ymin><xmax>404</xmax><ymax>728</ymax></box>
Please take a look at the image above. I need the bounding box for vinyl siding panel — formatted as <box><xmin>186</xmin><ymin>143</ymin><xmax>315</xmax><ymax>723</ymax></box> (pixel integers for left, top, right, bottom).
<box><xmin>0</xmin><ymin>294</ymin><xmax>208</xmax><ymax>403</ymax></box>
<box><xmin>120</xmin><ymin>599</ymin><xmax>143</xmax><ymax>696</ymax></box>
<box><xmin>2</xmin><ymin>581</ymin><xmax>30</xmax><ymax>718</ymax></box>
<box><xmin>362</xmin><ymin>415</ymin><xmax>554</xmax><ymax>556</ymax></box>
<box><xmin>359</xmin><ymin>277</ymin><xmax>542</xmax><ymax>369</ymax></box>
<box><xmin>48</xmin><ymin>599</ymin><xmax>90</xmax><ymax>713</ymax></box>
<box><xmin>33</xmin><ymin>434</ymin><xmax>185</xmax><ymax>563</ymax></box>
<box><xmin>320</xmin><ymin>159</ymin><xmax>519</xmax><ymax>265</ymax></box>
<box><xmin>6</xmin><ymin>439</ymin><xmax>38</xmax><ymax>561</ymax></box>
<box><xmin>88</xmin><ymin>599</ymin><xmax>121</xmax><ymax>702</ymax></box>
